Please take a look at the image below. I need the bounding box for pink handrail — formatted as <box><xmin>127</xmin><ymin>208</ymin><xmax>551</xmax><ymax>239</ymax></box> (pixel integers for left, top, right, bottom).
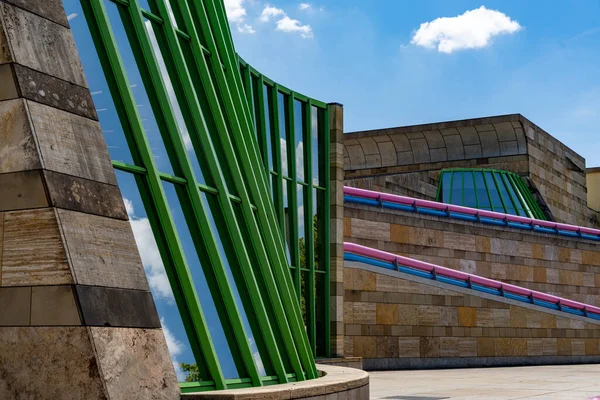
<box><xmin>344</xmin><ymin>242</ymin><xmax>599</xmax><ymax>315</ymax></box>
<box><xmin>344</xmin><ymin>186</ymin><xmax>600</xmax><ymax>237</ymax></box>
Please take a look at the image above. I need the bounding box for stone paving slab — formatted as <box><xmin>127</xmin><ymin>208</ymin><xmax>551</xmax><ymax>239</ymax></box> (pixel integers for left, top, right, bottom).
<box><xmin>370</xmin><ymin>364</ymin><xmax>600</xmax><ymax>399</ymax></box>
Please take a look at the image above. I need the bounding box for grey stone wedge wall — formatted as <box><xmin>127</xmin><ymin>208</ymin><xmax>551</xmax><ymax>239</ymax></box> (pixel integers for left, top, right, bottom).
<box><xmin>0</xmin><ymin>1</ymin><xmax>179</xmax><ymax>398</ymax></box>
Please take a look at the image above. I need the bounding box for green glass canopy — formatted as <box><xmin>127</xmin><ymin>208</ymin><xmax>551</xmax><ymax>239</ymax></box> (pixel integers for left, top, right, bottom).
<box><xmin>436</xmin><ymin>169</ymin><xmax>547</xmax><ymax>220</ymax></box>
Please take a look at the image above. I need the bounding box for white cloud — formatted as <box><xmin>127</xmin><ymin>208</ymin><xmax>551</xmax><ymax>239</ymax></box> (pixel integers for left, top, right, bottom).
<box><xmin>276</xmin><ymin>16</ymin><xmax>313</xmax><ymax>38</ymax></box>
<box><xmin>260</xmin><ymin>5</ymin><xmax>286</xmax><ymax>22</ymax></box>
<box><xmin>411</xmin><ymin>6</ymin><xmax>522</xmax><ymax>53</ymax></box>
<box><xmin>124</xmin><ymin>198</ymin><xmax>135</xmax><ymax>216</ymax></box>
<box><xmin>224</xmin><ymin>0</ymin><xmax>247</xmax><ymax>23</ymax></box>
<box><xmin>224</xmin><ymin>0</ymin><xmax>255</xmax><ymax>34</ymax></box>
<box><xmin>238</xmin><ymin>24</ymin><xmax>256</xmax><ymax>34</ymax></box>
<box><xmin>67</xmin><ymin>13</ymin><xmax>78</xmax><ymax>21</ymax></box>
<box><xmin>125</xmin><ymin>197</ymin><xmax>175</xmax><ymax>302</ymax></box>
<box><xmin>161</xmin><ymin>318</ymin><xmax>186</xmax><ymax>381</ymax></box>
<box><xmin>299</xmin><ymin>3</ymin><xmax>311</xmax><ymax>10</ymax></box>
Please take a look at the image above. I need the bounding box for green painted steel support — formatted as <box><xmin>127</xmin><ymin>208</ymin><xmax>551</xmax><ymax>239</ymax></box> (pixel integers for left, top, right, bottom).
<box><xmin>204</xmin><ymin>0</ymin><xmax>318</xmax><ymax>379</ymax></box>
<box><xmin>180</xmin><ymin>0</ymin><xmax>312</xmax><ymax>379</ymax></box>
<box><xmin>270</xmin><ymin>85</ymin><xmax>285</xmax><ymax>236</ymax></box>
<box><xmin>82</xmin><ymin>0</ymin><xmax>227</xmax><ymax>389</ymax></box>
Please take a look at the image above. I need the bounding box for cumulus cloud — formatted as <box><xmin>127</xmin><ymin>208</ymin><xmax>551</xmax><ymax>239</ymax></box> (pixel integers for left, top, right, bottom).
<box><xmin>224</xmin><ymin>0</ymin><xmax>255</xmax><ymax>34</ymax></box>
<box><xmin>299</xmin><ymin>3</ymin><xmax>311</xmax><ymax>10</ymax></box>
<box><xmin>260</xmin><ymin>5</ymin><xmax>286</xmax><ymax>22</ymax></box>
<box><xmin>238</xmin><ymin>24</ymin><xmax>256</xmax><ymax>34</ymax></box>
<box><xmin>411</xmin><ymin>6</ymin><xmax>522</xmax><ymax>53</ymax></box>
<box><xmin>125</xmin><ymin>198</ymin><xmax>175</xmax><ymax>302</ymax></box>
<box><xmin>161</xmin><ymin>318</ymin><xmax>186</xmax><ymax>381</ymax></box>
<box><xmin>260</xmin><ymin>5</ymin><xmax>313</xmax><ymax>38</ymax></box>
<box><xmin>276</xmin><ymin>16</ymin><xmax>313</xmax><ymax>38</ymax></box>
<box><xmin>67</xmin><ymin>13</ymin><xmax>78</xmax><ymax>21</ymax></box>
<box><xmin>224</xmin><ymin>0</ymin><xmax>246</xmax><ymax>23</ymax></box>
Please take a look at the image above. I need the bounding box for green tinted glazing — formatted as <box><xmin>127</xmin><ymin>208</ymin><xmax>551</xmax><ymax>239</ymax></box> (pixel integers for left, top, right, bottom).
<box><xmin>438</xmin><ymin>169</ymin><xmax>547</xmax><ymax>220</ymax></box>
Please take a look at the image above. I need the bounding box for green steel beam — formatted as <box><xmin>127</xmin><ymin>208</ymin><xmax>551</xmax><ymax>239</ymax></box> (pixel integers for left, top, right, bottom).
<box><xmin>82</xmin><ymin>0</ymin><xmax>226</xmax><ymax>388</ymax></box>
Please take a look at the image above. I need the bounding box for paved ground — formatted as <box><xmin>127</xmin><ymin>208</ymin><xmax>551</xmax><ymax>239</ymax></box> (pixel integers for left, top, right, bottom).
<box><xmin>369</xmin><ymin>364</ymin><xmax>600</xmax><ymax>400</ymax></box>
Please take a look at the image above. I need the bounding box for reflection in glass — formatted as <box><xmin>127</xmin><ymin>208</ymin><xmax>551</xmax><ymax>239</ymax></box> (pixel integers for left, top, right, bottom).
<box><xmin>441</xmin><ymin>172</ymin><xmax>451</xmax><ymax>203</ymax></box>
<box><xmin>145</xmin><ymin>20</ymin><xmax>206</xmax><ymax>184</ymax></box>
<box><xmin>65</xmin><ymin>0</ymin><xmax>134</xmax><ymax>165</ymax></box>
<box><xmin>297</xmin><ymin>184</ymin><xmax>306</xmax><ymax>270</ymax></box>
<box><xmin>115</xmin><ymin>171</ymin><xmax>196</xmax><ymax>382</ymax></box>
<box><xmin>463</xmin><ymin>172</ymin><xmax>477</xmax><ymax>208</ymax></box>
<box><xmin>494</xmin><ymin>172</ymin><xmax>516</xmax><ymax>215</ymax></box>
<box><xmin>104</xmin><ymin>1</ymin><xmax>175</xmax><ymax>175</ymax></box>
<box><xmin>264</xmin><ymin>85</ymin><xmax>274</xmax><ymax>172</ymax></box>
<box><xmin>502</xmin><ymin>174</ymin><xmax>526</xmax><ymax>216</ymax></box>
<box><xmin>450</xmin><ymin>171</ymin><xmax>463</xmax><ymax>205</ymax></box>
<box><xmin>294</xmin><ymin>100</ymin><xmax>304</xmax><ymax>182</ymax></box>
<box><xmin>282</xmin><ymin>180</ymin><xmax>292</xmax><ymax>264</ymax></box>
<box><xmin>201</xmin><ymin>193</ymin><xmax>268</xmax><ymax>376</ymax></box>
<box><xmin>484</xmin><ymin>171</ymin><xmax>504</xmax><ymax>211</ymax></box>
<box><xmin>311</xmin><ymin>106</ymin><xmax>319</xmax><ymax>186</ymax></box>
<box><xmin>474</xmin><ymin>172</ymin><xmax>491</xmax><ymax>210</ymax></box>
<box><xmin>313</xmin><ymin>189</ymin><xmax>324</xmax><ymax>270</ymax></box>
<box><xmin>278</xmin><ymin>93</ymin><xmax>289</xmax><ymax>177</ymax></box>
<box><xmin>162</xmin><ymin>181</ymin><xmax>240</xmax><ymax>379</ymax></box>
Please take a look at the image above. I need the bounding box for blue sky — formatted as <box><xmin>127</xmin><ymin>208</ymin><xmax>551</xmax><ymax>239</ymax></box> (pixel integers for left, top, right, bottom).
<box><xmin>228</xmin><ymin>0</ymin><xmax>600</xmax><ymax>168</ymax></box>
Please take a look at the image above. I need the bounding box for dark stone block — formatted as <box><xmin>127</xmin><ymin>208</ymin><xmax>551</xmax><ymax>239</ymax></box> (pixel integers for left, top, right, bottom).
<box><xmin>43</xmin><ymin>170</ymin><xmax>128</xmax><ymax>220</ymax></box>
<box><xmin>2</xmin><ymin>0</ymin><xmax>69</xmax><ymax>27</ymax></box>
<box><xmin>13</xmin><ymin>64</ymin><xmax>97</xmax><ymax>120</ymax></box>
<box><xmin>0</xmin><ymin>286</ymin><xmax>31</xmax><ymax>326</ymax></box>
<box><xmin>31</xmin><ymin>285</ymin><xmax>81</xmax><ymax>326</ymax></box>
<box><xmin>0</xmin><ymin>170</ymin><xmax>49</xmax><ymax>212</ymax></box>
<box><xmin>75</xmin><ymin>286</ymin><xmax>161</xmax><ymax>329</ymax></box>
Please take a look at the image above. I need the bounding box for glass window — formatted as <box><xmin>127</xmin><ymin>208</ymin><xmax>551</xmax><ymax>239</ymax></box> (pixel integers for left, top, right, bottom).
<box><xmin>115</xmin><ymin>171</ymin><xmax>195</xmax><ymax>382</ymax></box>
<box><xmin>145</xmin><ymin>20</ymin><xmax>206</xmax><ymax>184</ymax></box>
<box><xmin>484</xmin><ymin>171</ymin><xmax>504</xmax><ymax>211</ymax></box>
<box><xmin>450</xmin><ymin>171</ymin><xmax>463</xmax><ymax>205</ymax></box>
<box><xmin>314</xmin><ymin>189</ymin><xmax>324</xmax><ymax>270</ymax></box>
<box><xmin>278</xmin><ymin>93</ymin><xmax>289</xmax><ymax>178</ymax></box>
<box><xmin>441</xmin><ymin>172</ymin><xmax>451</xmax><ymax>203</ymax></box>
<box><xmin>297</xmin><ymin>184</ymin><xmax>306</xmax><ymax>270</ymax></box>
<box><xmin>474</xmin><ymin>172</ymin><xmax>491</xmax><ymax>210</ymax></box>
<box><xmin>502</xmin><ymin>174</ymin><xmax>527</xmax><ymax>216</ymax></box>
<box><xmin>65</xmin><ymin>0</ymin><xmax>134</xmax><ymax>165</ymax></box>
<box><xmin>162</xmin><ymin>181</ymin><xmax>240</xmax><ymax>379</ymax></box>
<box><xmin>201</xmin><ymin>193</ymin><xmax>268</xmax><ymax>377</ymax></box>
<box><xmin>311</xmin><ymin>106</ymin><xmax>319</xmax><ymax>186</ymax></box>
<box><xmin>294</xmin><ymin>100</ymin><xmax>304</xmax><ymax>182</ymax></box>
<box><xmin>493</xmin><ymin>172</ymin><xmax>517</xmax><ymax>215</ymax></box>
<box><xmin>263</xmin><ymin>85</ymin><xmax>274</xmax><ymax>172</ymax></box>
<box><xmin>282</xmin><ymin>180</ymin><xmax>292</xmax><ymax>264</ymax></box>
<box><xmin>463</xmin><ymin>171</ymin><xmax>477</xmax><ymax>208</ymax></box>
<box><xmin>104</xmin><ymin>1</ymin><xmax>175</xmax><ymax>175</ymax></box>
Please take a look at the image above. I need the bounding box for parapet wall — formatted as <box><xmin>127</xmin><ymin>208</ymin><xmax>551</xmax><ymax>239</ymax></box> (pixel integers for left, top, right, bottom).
<box><xmin>345</xmin><ymin>203</ymin><xmax>600</xmax><ymax>305</ymax></box>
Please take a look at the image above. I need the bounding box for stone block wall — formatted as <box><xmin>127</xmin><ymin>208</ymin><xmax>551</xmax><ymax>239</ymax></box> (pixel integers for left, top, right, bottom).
<box><xmin>343</xmin><ymin>114</ymin><xmax>599</xmax><ymax>228</ymax></box>
<box><xmin>344</xmin><ymin>263</ymin><xmax>600</xmax><ymax>370</ymax></box>
<box><xmin>345</xmin><ymin>204</ymin><xmax>600</xmax><ymax>306</ymax></box>
<box><xmin>0</xmin><ymin>1</ymin><xmax>179</xmax><ymax>398</ymax></box>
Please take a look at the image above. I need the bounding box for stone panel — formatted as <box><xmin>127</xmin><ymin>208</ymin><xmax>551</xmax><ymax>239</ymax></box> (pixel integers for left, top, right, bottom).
<box><xmin>2</xmin><ymin>0</ymin><xmax>69</xmax><ymax>26</ymax></box>
<box><xmin>0</xmin><ymin>170</ymin><xmax>49</xmax><ymax>212</ymax></box>
<box><xmin>30</xmin><ymin>285</ymin><xmax>81</xmax><ymax>326</ymax></box>
<box><xmin>1</xmin><ymin>208</ymin><xmax>72</xmax><ymax>286</ymax></box>
<box><xmin>13</xmin><ymin>64</ymin><xmax>97</xmax><ymax>120</ymax></box>
<box><xmin>0</xmin><ymin>286</ymin><xmax>31</xmax><ymax>326</ymax></box>
<box><xmin>0</xmin><ymin>63</ymin><xmax>18</xmax><ymax>100</ymax></box>
<box><xmin>28</xmin><ymin>101</ymin><xmax>116</xmax><ymax>185</ymax></box>
<box><xmin>0</xmin><ymin>327</ymin><xmax>107</xmax><ymax>399</ymax></box>
<box><xmin>0</xmin><ymin>3</ymin><xmax>86</xmax><ymax>86</ymax></box>
<box><xmin>0</xmin><ymin>99</ymin><xmax>41</xmax><ymax>174</ymax></box>
<box><xmin>56</xmin><ymin>209</ymin><xmax>149</xmax><ymax>290</ymax></box>
<box><xmin>89</xmin><ymin>327</ymin><xmax>180</xmax><ymax>400</ymax></box>
<box><xmin>44</xmin><ymin>170</ymin><xmax>128</xmax><ymax>220</ymax></box>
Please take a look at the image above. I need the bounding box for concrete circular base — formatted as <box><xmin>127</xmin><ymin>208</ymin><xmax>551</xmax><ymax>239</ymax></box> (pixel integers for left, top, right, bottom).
<box><xmin>181</xmin><ymin>365</ymin><xmax>369</xmax><ymax>400</ymax></box>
